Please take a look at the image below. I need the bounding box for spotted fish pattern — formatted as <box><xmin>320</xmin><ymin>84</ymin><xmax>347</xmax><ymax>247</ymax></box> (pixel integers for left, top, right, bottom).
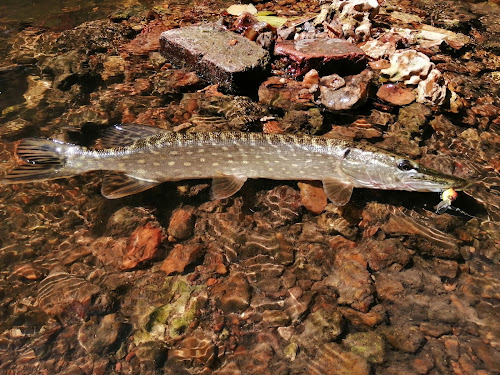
<box><xmin>2</xmin><ymin>124</ymin><xmax>467</xmax><ymax>205</ymax></box>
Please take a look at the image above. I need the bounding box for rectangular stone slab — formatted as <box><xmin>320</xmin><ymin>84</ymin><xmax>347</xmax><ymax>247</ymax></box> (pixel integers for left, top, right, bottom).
<box><xmin>160</xmin><ymin>25</ymin><xmax>270</xmax><ymax>92</ymax></box>
<box><xmin>274</xmin><ymin>38</ymin><xmax>366</xmax><ymax>77</ymax></box>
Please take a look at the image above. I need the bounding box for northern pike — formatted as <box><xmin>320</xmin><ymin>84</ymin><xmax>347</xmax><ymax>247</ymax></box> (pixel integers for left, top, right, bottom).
<box><xmin>1</xmin><ymin>124</ymin><xmax>467</xmax><ymax>205</ymax></box>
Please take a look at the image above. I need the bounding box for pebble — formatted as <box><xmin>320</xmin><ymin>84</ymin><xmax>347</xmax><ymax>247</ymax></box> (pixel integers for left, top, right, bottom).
<box><xmin>376</xmin><ymin>83</ymin><xmax>415</xmax><ymax>106</ymax></box>
<box><xmin>383</xmin><ymin>326</ymin><xmax>425</xmax><ymax>353</ymax></box>
<box><xmin>343</xmin><ymin>331</ymin><xmax>385</xmax><ymax>364</ymax></box>
<box><xmin>297</xmin><ymin>181</ymin><xmax>328</xmax><ymax>214</ymax></box>
<box><xmin>121</xmin><ymin>222</ymin><xmax>164</xmax><ymax>270</ymax></box>
<box><xmin>77</xmin><ymin>313</ymin><xmax>124</xmax><ymax>353</ymax></box>
<box><xmin>161</xmin><ymin>243</ymin><xmax>204</xmax><ymax>275</ymax></box>
<box><xmin>211</xmin><ymin>272</ymin><xmax>251</xmax><ymax>313</ymax></box>
<box><xmin>37</xmin><ymin>271</ymin><xmax>102</xmax><ymax>318</ymax></box>
<box><xmin>167</xmin><ymin>208</ymin><xmax>195</xmax><ymax>240</ymax></box>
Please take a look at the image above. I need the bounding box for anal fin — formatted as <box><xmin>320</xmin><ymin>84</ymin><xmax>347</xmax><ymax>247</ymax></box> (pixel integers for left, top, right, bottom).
<box><xmin>101</xmin><ymin>172</ymin><xmax>161</xmax><ymax>199</ymax></box>
<box><xmin>211</xmin><ymin>174</ymin><xmax>247</xmax><ymax>200</ymax></box>
<box><xmin>322</xmin><ymin>178</ymin><xmax>353</xmax><ymax>206</ymax></box>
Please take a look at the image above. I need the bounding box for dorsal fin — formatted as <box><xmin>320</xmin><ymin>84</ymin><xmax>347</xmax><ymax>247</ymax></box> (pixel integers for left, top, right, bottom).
<box><xmin>211</xmin><ymin>174</ymin><xmax>247</xmax><ymax>200</ymax></box>
<box><xmin>101</xmin><ymin>172</ymin><xmax>161</xmax><ymax>199</ymax></box>
<box><xmin>99</xmin><ymin>124</ymin><xmax>167</xmax><ymax>148</ymax></box>
<box><xmin>322</xmin><ymin>178</ymin><xmax>353</xmax><ymax>206</ymax></box>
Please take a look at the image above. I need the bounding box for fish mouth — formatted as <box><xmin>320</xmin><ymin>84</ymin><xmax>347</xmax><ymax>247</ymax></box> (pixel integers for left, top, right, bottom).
<box><xmin>404</xmin><ymin>166</ymin><xmax>468</xmax><ymax>192</ymax></box>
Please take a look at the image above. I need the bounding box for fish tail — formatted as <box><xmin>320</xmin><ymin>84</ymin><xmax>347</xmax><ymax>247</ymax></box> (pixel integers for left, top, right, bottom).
<box><xmin>2</xmin><ymin>138</ymin><xmax>75</xmax><ymax>183</ymax></box>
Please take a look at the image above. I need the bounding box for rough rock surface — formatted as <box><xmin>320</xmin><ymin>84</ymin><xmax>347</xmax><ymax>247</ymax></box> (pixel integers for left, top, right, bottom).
<box><xmin>160</xmin><ymin>25</ymin><xmax>270</xmax><ymax>92</ymax></box>
<box><xmin>274</xmin><ymin>38</ymin><xmax>366</xmax><ymax>77</ymax></box>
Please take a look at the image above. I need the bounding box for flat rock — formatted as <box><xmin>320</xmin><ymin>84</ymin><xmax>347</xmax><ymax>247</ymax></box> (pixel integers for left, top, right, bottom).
<box><xmin>274</xmin><ymin>38</ymin><xmax>366</xmax><ymax>77</ymax></box>
<box><xmin>160</xmin><ymin>25</ymin><xmax>270</xmax><ymax>92</ymax></box>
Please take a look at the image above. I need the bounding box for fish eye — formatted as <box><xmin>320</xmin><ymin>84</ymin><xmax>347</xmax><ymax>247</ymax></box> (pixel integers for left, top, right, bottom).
<box><xmin>397</xmin><ymin>159</ymin><xmax>414</xmax><ymax>171</ymax></box>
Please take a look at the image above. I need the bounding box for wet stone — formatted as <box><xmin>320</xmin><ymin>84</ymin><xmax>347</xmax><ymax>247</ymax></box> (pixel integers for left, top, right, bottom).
<box><xmin>211</xmin><ymin>272</ymin><xmax>251</xmax><ymax>313</ymax></box>
<box><xmin>169</xmin><ymin>330</ymin><xmax>216</xmax><ymax>367</ymax></box>
<box><xmin>161</xmin><ymin>243</ymin><xmax>204</xmax><ymax>275</ymax></box>
<box><xmin>160</xmin><ymin>25</ymin><xmax>270</xmax><ymax>92</ymax></box>
<box><xmin>343</xmin><ymin>331</ymin><xmax>385</xmax><ymax>364</ymax></box>
<box><xmin>297</xmin><ymin>181</ymin><xmax>328</xmax><ymax>214</ymax></box>
<box><xmin>121</xmin><ymin>222</ymin><xmax>164</xmax><ymax>270</ymax></box>
<box><xmin>376</xmin><ymin>83</ymin><xmax>415</xmax><ymax>106</ymax></box>
<box><xmin>307</xmin><ymin>343</ymin><xmax>370</xmax><ymax>375</ymax></box>
<box><xmin>37</xmin><ymin>271</ymin><xmax>103</xmax><ymax>318</ymax></box>
<box><xmin>383</xmin><ymin>326</ymin><xmax>424</xmax><ymax>353</ymax></box>
<box><xmin>77</xmin><ymin>313</ymin><xmax>125</xmax><ymax>354</ymax></box>
<box><xmin>274</xmin><ymin>38</ymin><xmax>366</xmax><ymax>77</ymax></box>
<box><xmin>167</xmin><ymin>208</ymin><xmax>195</xmax><ymax>240</ymax></box>
<box><xmin>320</xmin><ymin>69</ymin><xmax>373</xmax><ymax>111</ymax></box>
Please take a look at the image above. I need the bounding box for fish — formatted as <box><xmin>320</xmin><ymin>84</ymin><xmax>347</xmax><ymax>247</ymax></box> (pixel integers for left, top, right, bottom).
<box><xmin>1</xmin><ymin>124</ymin><xmax>467</xmax><ymax>205</ymax></box>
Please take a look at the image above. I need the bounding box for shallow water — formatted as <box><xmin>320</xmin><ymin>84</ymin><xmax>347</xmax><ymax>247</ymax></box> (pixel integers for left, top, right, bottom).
<box><xmin>0</xmin><ymin>0</ymin><xmax>499</xmax><ymax>374</ymax></box>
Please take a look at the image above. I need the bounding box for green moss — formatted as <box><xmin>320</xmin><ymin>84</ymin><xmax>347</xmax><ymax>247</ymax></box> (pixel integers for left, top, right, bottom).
<box><xmin>133</xmin><ymin>275</ymin><xmax>207</xmax><ymax>345</ymax></box>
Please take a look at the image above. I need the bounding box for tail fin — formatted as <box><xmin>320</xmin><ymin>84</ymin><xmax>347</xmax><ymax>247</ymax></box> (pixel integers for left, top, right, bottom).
<box><xmin>2</xmin><ymin>138</ymin><xmax>73</xmax><ymax>183</ymax></box>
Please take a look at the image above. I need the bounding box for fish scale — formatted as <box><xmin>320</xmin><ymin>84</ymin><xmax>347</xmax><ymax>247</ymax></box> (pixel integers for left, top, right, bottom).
<box><xmin>2</xmin><ymin>124</ymin><xmax>467</xmax><ymax>205</ymax></box>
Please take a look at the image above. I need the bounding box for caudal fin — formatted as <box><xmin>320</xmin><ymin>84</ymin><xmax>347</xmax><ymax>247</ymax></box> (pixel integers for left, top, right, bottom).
<box><xmin>2</xmin><ymin>138</ymin><xmax>72</xmax><ymax>183</ymax></box>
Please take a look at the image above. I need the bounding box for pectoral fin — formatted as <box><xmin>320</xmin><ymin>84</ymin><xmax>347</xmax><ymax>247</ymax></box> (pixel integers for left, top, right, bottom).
<box><xmin>322</xmin><ymin>179</ymin><xmax>353</xmax><ymax>206</ymax></box>
<box><xmin>211</xmin><ymin>174</ymin><xmax>247</xmax><ymax>200</ymax></box>
<box><xmin>102</xmin><ymin>172</ymin><xmax>161</xmax><ymax>199</ymax></box>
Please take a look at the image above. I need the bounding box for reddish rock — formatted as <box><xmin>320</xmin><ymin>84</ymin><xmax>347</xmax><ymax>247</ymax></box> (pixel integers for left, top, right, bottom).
<box><xmin>160</xmin><ymin>25</ymin><xmax>270</xmax><ymax>91</ymax></box>
<box><xmin>121</xmin><ymin>223</ymin><xmax>164</xmax><ymax>270</ymax></box>
<box><xmin>297</xmin><ymin>181</ymin><xmax>328</xmax><ymax>214</ymax></box>
<box><xmin>274</xmin><ymin>38</ymin><xmax>366</xmax><ymax>77</ymax></box>
<box><xmin>168</xmin><ymin>208</ymin><xmax>195</xmax><ymax>240</ymax></box>
<box><xmin>160</xmin><ymin>243</ymin><xmax>204</xmax><ymax>275</ymax></box>
<box><xmin>376</xmin><ymin>83</ymin><xmax>415</xmax><ymax>106</ymax></box>
<box><xmin>121</xmin><ymin>21</ymin><xmax>167</xmax><ymax>55</ymax></box>
<box><xmin>258</xmin><ymin>76</ymin><xmax>315</xmax><ymax>111</ymax></box>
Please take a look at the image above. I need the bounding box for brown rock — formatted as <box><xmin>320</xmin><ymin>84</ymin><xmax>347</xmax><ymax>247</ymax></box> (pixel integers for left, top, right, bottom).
<box><xmin>169</xmin><ymin>330</ymin><xmax>216</xmax><ymax>367</ymax></box>
<box><xmin>376</xmin><ymin>83</ymin><xmax>415</xmax><ymax>106</ymax></box>
<box><xmin>168</xmin><ymin>208</ymin><xmax>195</xmax><ymax>240</ymax></box>
<box><xmin>339</xmin><ymin>306</ymin><xmax>386</xmax><ymax>329</ymax></box>
<box><xmin>77</xmin><ymin>313</ymin><xmax>124</xmax><ymax>353</ymax></box>
<box><xmin>274</xmin><ymin>38</ymin><xmax>366</xmax><ymax>77</ymax></box>
<box><xmin>324</xmin><ymin>259</ymin><xmax>374</xmax><ymax>312</ymax></box>
<box><xmin>383</xmin><ymin>326</ymin><xmax>424</xmax><ymax>353</ymax></box>
<box><xmin>420</xmin><ymin>322</ymin><xmax>452</xmax><ymax>337</ymax></box>
<box><xmin>375</xmin><ymin>273</ymin><xmax>405</xmax><ymax>302</ymax></box>
<box><xmin>298</xmin><ymin>181</ymin><xmax>328</xmax><ymax>214</ymax></box>
<box><xmin>211</xmin><ymin>272</ymin><xmax>251</xmax><ymax>313</ymax></box>
<box><xmin>258</xmin><ymin>76</ymin><xmax>315</xmax><ymax>111</ymax></box>
<box><xmin>433</xmin><ymin>258</ymin><xmax>459</xmax><ymax>279</ymax></box>
<box><xmin>161</xmin><ymin>243</ymin><xmax>204</xmax><ymax>275</ymax></box>
<box><xmin>320</xmin><ymin>69</ymin><xmax>373</xmax><ymax>111</ymax></box>
<box><xmin>11</xmin><ymin>263</ymin><xmax>42</xmax><ymax>280</ymax></box>
<box><xmin>37</xmin><ymin>271</ymin><xmax>102</xmax><ymax>318</ymax></box>
<box><xmin>308</xmin><ymin>343</ymin><xmax>370</xmax><ymax>375</ymax></box>
<box><xmin>121</xmin><ymin>20</ymin><xmax>166</xmax><ymax>55</ymax></box>
<box><xmin>121</xmin><ymin>223</ymin><xmax>164</xmax><ymax>270</ymax></box>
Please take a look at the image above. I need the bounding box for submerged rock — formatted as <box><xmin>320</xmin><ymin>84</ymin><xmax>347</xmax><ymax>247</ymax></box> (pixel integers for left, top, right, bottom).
<box><xmin>320</xmin><ymin>69</ymin><xmax>373</xmax><ymax>111</ymax></box>
<box><xmin>160</xmin><ymin>25</ymin><xmax>270</xmax><ymax>92</ymax></box>
<box><xmin>376</xmin><ymin>83</ymin><xmax>415</xmax><ymax>106</ymax></box>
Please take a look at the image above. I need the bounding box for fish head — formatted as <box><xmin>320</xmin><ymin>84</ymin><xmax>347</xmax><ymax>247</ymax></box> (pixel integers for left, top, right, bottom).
<box><xmin>340</xmin><ymin>148</ymin><xmax>468</xmax><ymax>192</ymax></box>
<box><xmin>390</xmin><ymin>158</ymin><xmax>468</xmax><ymax>192</ymax></box>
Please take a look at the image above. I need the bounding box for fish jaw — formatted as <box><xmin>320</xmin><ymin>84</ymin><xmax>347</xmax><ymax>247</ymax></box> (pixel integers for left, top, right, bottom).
<box><xmin>400</xmin><ymin>165</ymin><xmax>468</xmax><ymax>192</ymax></box>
